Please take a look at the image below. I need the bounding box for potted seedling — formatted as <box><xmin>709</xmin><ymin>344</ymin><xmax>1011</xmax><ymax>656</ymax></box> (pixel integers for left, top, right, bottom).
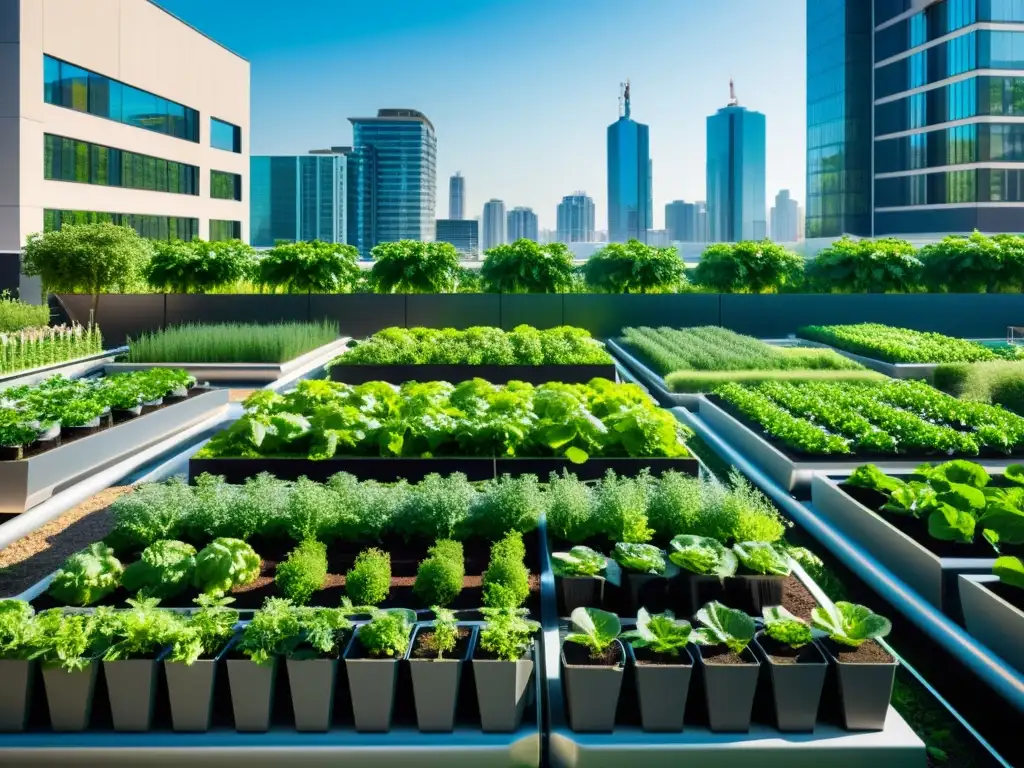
<box><xmin>560</xmin><ymin>607</ymin><xmax>625</xmax><ymax>733</ymax></box>
<box><xmin>408</xmin><ymin>607</ymin><xmax>472</xmax><ymax>733</ymax></box>
<box><xmin>692</xmin><ymin>601</ymin><xmax>759</xmax><ymax>732</ymax></box>
<box><xmin>282</xmin><ymin>606</ymin><xmax>352</xmax><ymax>732</ymax></box>
<box><xmin>32</xmin><ymin>609</ymin><xmax>109</xmax><ymax>732</ymax></box>
<box><xmin>473</xmin><ymin>607</ymin><xmax>539</xmax><ymax>732</ymax></box>
<box><xmin>99</xmin><ymin>595</ymin><xmax>181</xmax><ymax>732</ymax></box>
<box><xmin>611</xmin><ymin>542</ymin><xmax>678</xmax><ymax>614</ymax></box>
<box><xmin>163</xmin><ymin>595</ymin><xmax>239</xmax><ymax>732</ymax></box>
<box><xmin>621</xmin><ymin>608</ymin><xmax>694</xmax><ymax>732</ymax></box>
<box><xmin>730</xmin><ymin>541</ymin><xmax>791</xmax><ymax>614</ymax></box>
<box><xmin>668</xmin><ymin>535</ymin><xmax>737</xmax><ymax>615</ymax></box>
<box><xmin>812</xmin><ymin>601</ymin><xmax>895</xmax><ymax>730</ymax></box>
<box><xmin>551</xmin><ymin>545</ymin><xmax>621</xmax><ymax>613</ymax></box>
<box><xmin>343</xmin><ymin>607</ymin><xmax>415</xmax><ymax>732</ymax></box>
<box><xmin>229</xmin><ymin>598</ymin><xmax>297</xmax><ymax>732</ymax></box>
<box><xmin>754</xmin><ymin>606</ymin><xmax>827</xmax><ymax>732</ymax></box>
<box><xmin>0</xmin><ymin>600</ymin><xmax>37</xmax><ymax>732</ymax></box>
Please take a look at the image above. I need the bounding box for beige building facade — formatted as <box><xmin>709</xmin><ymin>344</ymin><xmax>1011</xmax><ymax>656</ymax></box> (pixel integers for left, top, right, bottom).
<box><xmin>0</xmin><ymin>0</ymin><xmax>250</xmax><ymax>252</ymax></box>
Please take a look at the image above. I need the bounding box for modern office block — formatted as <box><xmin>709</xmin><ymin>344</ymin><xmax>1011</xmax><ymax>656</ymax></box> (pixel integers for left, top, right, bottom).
<box><xmin>607</xmin><ymin>81</ymin><xmax>652</xmax><ymax>242</ymax></box>
<box><xmin>482</xmin><ymin>199</ymin><xmax>507</xmax><ymax>251</ymax></box>
<box><xmin>770</xmin><ymin>189</ymin><xmax>799</xmax><ymax>241</ymax></box>
<box><xmin>507</xmin><ymin>206</ymin><xmax>538</xmax><ymax>242</ymax></box>
<box><xmin>436</xmin><ymin>218</ymin><xmax>478</xmax><ymax>257</ymax></box>
<box><xmin>557</xmin><ymin>192</ymin><xmax>595</xmax><ymax>243</ymax></box>
<box><xmin>250</xmin><ymin>151</ymin><xmax>347</xmax><ymax>247</ymax></box>
<box><xmin>2</xmin><ymin>0</ymin><xmax>249</xmax><ymax>248</ymax></box>
<box><xmin>449</xmin><ymin>172</ymin><xmax>465</xmax><ymax>219</ymax></box>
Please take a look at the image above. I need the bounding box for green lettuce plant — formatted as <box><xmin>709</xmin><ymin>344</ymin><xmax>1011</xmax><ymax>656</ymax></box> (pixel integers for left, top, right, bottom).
<box><xmin>692</xmin><ymin>602</ymin><xmax>755</xmax><ymax>655</ymax></box>
<box><xmin>166</xmin><ymin>595</ymin><xmax>239</xmax><ymax>665</ymax></box>
<box><xmin>0</xmin><ymin>600</ymin><xmax>37</xmax><ymax>660</ymax></box>
<box><xmin>551</xmin><ymin>545</ymin><xmax>622</xmax><ymax>586</ymax></box>
<box><xmin>192</xmin><ymin>538</ymin><xmax>260</xmax><ymax>597</ymax></box>
<box><xmin>733</xmin><ymin>541</ymin><xmax>791</xmax><ymax>576</ymax></box>
<box><xmin>811</xmin><ymin>601</ymin><xmax>892</xmax><ymax>648</ymax></box>
<box><xmin>668</xmin><ymin>535</ymin><xmax>738</xmax><ymax>577</ymax></box>
<box><xmin>563</xmin><ymin>607</ymin><xmax>622</xmax><ymax>660</ymax></box>
<box><xmin>621</xmin><ymin>608</ymin><xmax>692</xmax><ymax>657</ymax></box>
<box><xmin>611</xmin><ymin>542</ymin><xmax>670</xmax><ymax>575</ymax></box>
<box><xmin>121</xmin><ymin>540</ymin><xmax>197</xmax><ymax>599</ymax></box>
<box><xmin>761</xmin><ymin>606</ymin><xmax>813</xmax><ymax>649</ymax></box>
<box><xmin>994</xmin><ymin>555</ymin><xmax>1024</xmax><ymax>589</ymax></box>
<box><xmin>99</xmin><ymin>595</ymin><xmax>182</xmax><ymax>661</ymax></box>
<box><xmin>48</xmin><ymin>542</ymin><xmax>124</xmax><ymax>606</ymax></box>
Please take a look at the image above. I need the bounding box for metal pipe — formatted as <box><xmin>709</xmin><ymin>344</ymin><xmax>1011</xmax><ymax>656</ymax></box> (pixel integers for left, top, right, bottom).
<box><xmin>673</xmin><ymin>406</ymin><xmax>1024</xmax><ymax>713</ymax></box>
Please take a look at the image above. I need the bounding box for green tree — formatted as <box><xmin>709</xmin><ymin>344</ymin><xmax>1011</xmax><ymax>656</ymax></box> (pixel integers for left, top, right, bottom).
<box><xmin>694</xmin><ymin>240</ymin><xmax>804</xmax><ymax>293</ymax></box>
<box><xmin>370</xmin><ymin>240</ymin><xmax>462</xmax><ymax>293</ymax></box>
<box><xmin>481</xmin><ymin>239</ymin><xmax>576</xmax><ymax>293</ymax></box>
<box><xmin>582</xmin><ymin>239</ymin><xmax>686</xmax><ymax>293</ymax></box>
<box><xmin>256</xmin><ymin>241</ymin><xmax>361</xmax><ymax>293</ymax></box>
<box><xmin>146</xmin><ymin>239</ymin><xmax>256</xmax><ymax>293</ymax></box>
<box><xmin>807</xmin><ymin>236</ymin><xmax>922</xmax><ymax>293</ymax></box>
<box><xmin>919</xmin><ymin>231</ymin><xmax>1024</xmax><ymax>293</ymax></box>
<box><xmin>22</xmin><ymin>222</ymin><xmax>152</xmax><ymax>315</ymax></box>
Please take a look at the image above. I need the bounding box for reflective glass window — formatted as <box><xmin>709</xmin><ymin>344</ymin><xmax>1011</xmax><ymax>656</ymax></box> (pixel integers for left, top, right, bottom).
<box><xmin>43</xmin><ymin>134</ymin><xmax>198</xmax><ymax>196</ymax></box>
<box><xmin>211</xmin><ymin>118</ymin><xmax>242</xmax><ymax>153</ymax></box>
<box><xmin>44</xmin><ymin>209</ymin><xmax>199</xmax><ymax>241</ymax></box>
<box><xmin>210</xmin><ymin>170</ymin><xmax>242</xmax><ymax>201</ymax></box>
<box><xmin>209</xmin><ymin>220</ymin><xmax>242</xmax><ymax>241</ymax></box>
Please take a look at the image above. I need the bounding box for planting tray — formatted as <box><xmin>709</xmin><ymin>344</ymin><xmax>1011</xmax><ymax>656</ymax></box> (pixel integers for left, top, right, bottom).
<box><xmin>188</xmin><ymin>456</ymin><xmax>701</xmax><ymax>484</ymax></box>
<box><xmin>697</xmin><ymin>396</ymin><xmax>1024</xmax><ymax>496</ymax></box>
<box><xmin>810</xmin><ymin>476</ymin><xmax>1006</xmax><ymax>615</ymax></box>
<box><xmin>103</xmin><ymin>338</ymin><xmax>350</xmax><ymax>385</ymax></box>
<box><xmin>793</xmin><ymin>343</ymin><xmax>938</xmax><ymax>381</ymax></box>
<box><xmin>958</xmin><ymin>574</ymin><xmax>1024</xmax><ymax>675</ymax></box>
<box><xmin>605</xmin><ymin>339</ymin><xmax>699</xmax><ymax>410</ymax></box>
<box><xmin>0</xmin><ymin>388</ymin><xmax>230</xmax><ymax>513</ymax></box>
<box><xmin>329</xmin><ymin>362</ymin><xmax>618</xmax><ymax>386</ymax></box>
<box><xmin>0</xmin><ymin>347</ymin><xmax>128</xmax><ymax>392</ymax></box>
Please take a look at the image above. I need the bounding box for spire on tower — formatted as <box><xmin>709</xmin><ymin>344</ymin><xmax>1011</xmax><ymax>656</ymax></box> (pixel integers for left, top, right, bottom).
<box><xmin>624</xmin><ymin>78</ymin><xmax>631</xmax><ymax>119</ymax></box>
<box><xmin>728</xmin><ymin>79</ymin><xmax>739</xmax><ymax>107</ymax></box>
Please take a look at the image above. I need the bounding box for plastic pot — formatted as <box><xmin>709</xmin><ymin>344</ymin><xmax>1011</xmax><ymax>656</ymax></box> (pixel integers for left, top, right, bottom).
<box><xmin>0</xmin><ymin>659</ymin><xmax>34</xmax><ymax>732</ymax></box>
<box><xmin>628</xmin><ymin>642</ymin><xmax>693</xmax><ymax>732</ymax></box>
<box><xmin>627</xmin><ymin>572</ymin><xmax>668</xmax><ymax>614</ymax></box>
<box><xmin>819</xmin><ymin>639</ymin><xmax>897</xmax><ymax>731</ymax></box>
<box><xmin>343</xmin><ymin>627</ymin><xmax>405</xmax><ymax>733</ymax></box>
<box><xmin>42</xmin><ymin>662</ymin><xmax>98</xmax><ymax>732</ymax></box>
<box><xmin>561</xmin><ymin>639</ymin><xmax>625</xmax><ymax>733</ymax></box>
<box><xmin>677</xmin><ymin>573</ymin><xmax>727</xmax><ymax>616</ymax></box>
<box><xmin>408</xmin><ymin>625</ymin><xmax>474</xmax><ymax>733</ymax></box>
<box><xmin>472</xmin><ymin>647</ymin><xmax>535</xmax><ymax>732</ymax></box>
<box><xmin>726</xmin><ymin>575</ymin><xmax>786</xmax><ymax>615</ymax></box>
<box><xmin>694</xmin><ymin>643</ymin><xmax>760</xmax><ymax>732</ymax></box>
<box><xmin>560</xmin><ymin>576</ymin><xmax>604</xmax><ymax>614</ymax></box>
<box><xmin>227</xmin><ymin>657</ymin><xmax>278</xmax><ymax>732</ymax></box>
<box><xmin>165</xmin><ymin>659</ymin><xmax>218</xmax><ymax>732</ymax></box>
<box><xmin>753</xmin><ymin>632</ymin><xmax>826</xmax><ymax>732</ymax></box>
<box><xmin>286</xmin><ymin>658</ymin><xmax>338</xmax><ymax>732</ymax></box>
<box><xmin>104</xmin><ymin>659</ymin><xmax>158</xmax><ymax>732</ymax></box>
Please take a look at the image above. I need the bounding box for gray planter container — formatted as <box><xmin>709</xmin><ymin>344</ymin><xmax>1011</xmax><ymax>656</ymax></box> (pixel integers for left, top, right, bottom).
<box><xmin>42</xmin><ymin>662</ymin><xmax>98</xmax><ymax>732</ymax></box>
<box><xmin>959</xmin><ymin>574</ymin><xmax>1024</xmax><ymax>675</ymax></box>
<box><xmin>0</xmin><ymin>659</ymin><xmax>34</xmax><ymax>732</ymax></box>
<box><xmin>286</xmin><ymin>658</ymin><xmax>338</xmax><ymax>732</ymax></box>
<box><xmin>694</xmin><ymin>644</ymin><xmax>760</xmax><ymax>732</ymax></box>
<box><xmin>227</xmin><ymin>657</ymin><xmax>278</xmax><ymax>732</ymax></box>
<box><xmin>343</xmin><ymin>628</ymin><xmax>405</xmax><ymax>733</ymax></box>
<box><xmin>753</xmin><ymin>632</ymin><xmax>826</xmax><ymax>732</ymax></box>
<box><xmin>408</xmin><ymin>625</ymin><xmax>474</xmax><ymax>733</ymax></box>
<box><xmin>628</xmin><ymin>642</ymin><xmax>693</xmax><ymax>732</ymax></box>
<box><xmin>560</xmin><ymin>577</ymin><xmax>604</xmax><ymax>614</ymax></box>
<box><xmin>561</xmin><ymin>639</ymin><xmax>625</xmax><ymax>733</ymax></box>
<box><xmin>627</xmin><ymin>572</ymin><xmax>667</xmax><ymax>614</ymax></box>
<box><xmin>472</xmin><ymin>649</ymin><xmax>535</xmax><ymax>733</ymax></box>
<box><xmin>819</xmin><ymin>639</ymin><xmax>897</xmax><ymax>731</ymax></box>
<box><xmin>164</xmin><ymin>659</ymin><xmax>217</xmax><ymax>732</ymax></box>
<box><xmin>104</xmin><ymin>659</ymin><xmax>158</xmax><ymax>732</ymax></box>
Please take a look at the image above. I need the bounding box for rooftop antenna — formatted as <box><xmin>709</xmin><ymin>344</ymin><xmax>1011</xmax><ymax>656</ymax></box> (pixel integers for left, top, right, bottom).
<box><xmin>618</xmin><ymin>82</ymin><xmax>625</xmax><ymax>118</ymax></box>
<box><xmin>624</xmin><ymin>78</ymin><xmax>631</xmax><ymax>119</ymax></box>
<box><xmin>728</xmin><ymin>78</ymin><xmax>739</xmax><ymax>107</ymax></box>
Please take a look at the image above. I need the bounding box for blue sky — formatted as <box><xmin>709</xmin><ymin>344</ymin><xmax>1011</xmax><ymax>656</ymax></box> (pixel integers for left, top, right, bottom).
<box><xmin>156</xmin><ymin>0</ymin><xmax>807</xmax><ymax>230</ymax></box>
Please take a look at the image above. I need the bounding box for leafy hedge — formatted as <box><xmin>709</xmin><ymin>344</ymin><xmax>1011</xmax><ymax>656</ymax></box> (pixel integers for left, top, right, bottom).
<box><xmin>799</xmin><ymin>323</ymin><xmax>995</xmax><ymax>364</ymax></box>
<box><xmin>934</xmin><ymin>360</ymin><xmax>1024</xmax><ymax>415</ymax></box>
<box><xmin>481</xmin><ymin>240</ymin><xmax>577</xmax><ymax>293</ymax></box>
<box><xmin>196</xmin><ymin>377</ymin><xmax>693</xmax><ymax>462</ymax></box>
<box><xmin>334</xmin><ymin>326</ymin><xmax>611</xmax><ymax>366</ymax></box>
<box><xmin>694</xmin><ymin>241</ymin><xmax>804</xmax><ymax>293</ymax></box>
<box><xmin>127</xmin><ymin>321</ymin><xmax>338</xmax><ymax>364</ymax></box>
<box><xmin>806</xmin><ymin>237</ymin><xmax>922</xmax><ymax>294</ymax></box>
<box><xmin>582</xmin><ymin>240</ymin><xmax>686</xmax><ymax>293</ymax></box>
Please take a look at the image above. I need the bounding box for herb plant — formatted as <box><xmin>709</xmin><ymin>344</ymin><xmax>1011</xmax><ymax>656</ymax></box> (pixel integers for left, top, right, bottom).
<box><xmin>478</xmin><ymin>607</ymin><xmax>539</xmax><ymax>661</ymax></box>
<box><xmin>482</xmin><ymin>533</ymin><xmax>531</xmax><ymax>609</ymax></box>
<box><xmin>192</xmin><ymin>538</ymin><xmax>261</xmax><ymax>597</ymax></box>
<box><xmin>99</xmin><ymin>595</ymin><xmax>182</xmax><ymax>661</ymax></box>
<box><xmin>413</xmin><ymin>540</ymin><xmax>464</xmax><ymax>607</ymax></box>
<box><xmin>692</xmin><ymin>602</ymin><xmax>756</xmax><ymax>656</ymax></box>
<box><xmin>621</xmin><ymin>608</ymin><xmax>692</xmax><ymax>657</ymax></box>
<box><xmin>31</xmin><ymin>609</ymin><xmax>108</xmax><ymax>671</ymax></box>
<box><xmin>356</xmin><ymin>609</ymin><xmax>415</xmax><ymax>658</ymax></box>
<box><xmin>48</xmin><ymin>542</ymin><xmax>124</xmax><ymax>606</ymax></box>
<box><xmin>121</xmin><ymin>540</ymin><xmax>197</xmax><ymax>599</ymax></box>
<box><xmin>346</xmin><ymin>548</ymin><xmax>392</xmax><ymax>606</ymax></box>
<box><xmin>235</xmin><ymin>598</ymin><xmax>299</xmax><ymax>666</ymax></box>
<box><xmin>761</xmin><ymin>606</ymin><xmax>813</xmax><ymax>649</ymax></box>
<box><xmin>276</xmin><ymin>539</ymin><xmax>328</xmax><ymax>605</ymax></box>
<box><xmin>669</xmin><ymin>535</ymin><xmax>738</xmax><ymax>577</ymax></box>
<box><xmin>563</xmin><ymin>607</ymin><xmax>622</xmax><ymax>660</ymax></box>
<box><xmin>166</xmin><ymin>595</ymin><xmax>239</xmax><ymax>665</ymax></box>
<box><xmin>0</xmin><ymin>600</ymin><xmax>37</xmax><ymax>660</ymax></box>
<box><xmin>811</xmin><ymin>602</ymin><xmax>892</xmax><ymax>647</ymax></box>
<box><xmin>421</xmin><ymin>607</ymin><xmax>459</xmax><ymax>659</ymax></box>
<box><xmin>799</xmin><ymin>324</ymin><xmax>994</xmax><ymax>365</ymax></box>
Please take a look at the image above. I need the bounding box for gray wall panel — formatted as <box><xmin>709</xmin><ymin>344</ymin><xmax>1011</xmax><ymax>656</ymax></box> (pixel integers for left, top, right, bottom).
<box><xmin>310</xmin><ymin>294</ymin><xmax>405</xmax><ymax>339</ymax></box>
<box><xmin>406</xmin><ymin>294</ymin><xmax>501</xmax><ymax>328</ymax></box>
<box><xmin>500</xmin><ymin>294</ymin><xmax>564</xmax><ymax>330</ymax></box>
<box><xmin>563</xmin><ymin>294</ymin><xmax>721</xmax><ymax>337</ymax></box>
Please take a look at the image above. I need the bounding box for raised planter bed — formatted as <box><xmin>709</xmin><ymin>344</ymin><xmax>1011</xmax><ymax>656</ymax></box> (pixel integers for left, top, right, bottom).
<box><xmin>0</xmin><ymin>388</ymin><xmax>230</xmax><ymax>513</ymax></box>
<box><xmin>188</xmin><ymin>456</ymin><xmax>700</xmax><ymax>484</ymax></box>
<box><xmin>605</xmin><ymin>339</ymin><xmax>699</xmax><ymax>410</ymax></box>
<box><xmin>697</xmin><ymin>395</ymin><xmax>1024</xmax><ymax>496</ymax></box>
<box><xmin>330</xmin><ymin>362</ymin><xmax>617</xmax><ymax>386</ymax></box>
<box><xmin>104</xmin><ymin>338</ymin><xmax>350</xmax><ymax>385</ymax></box>
<box><xmin>810</xmin><ymin>475</ymin><xmax>1011</xmax><ymax>613</ymax></box>
<box><xmin>0</xmin><ymin>347</ymin><xmax>128</xmax><ymax>392</ymax></box>
<box><xmin>794</xmin><ymin>344</ymin><xmax>938</xmax><ymax>381</ymax></box>
<box><xmin>958</xmin><ymin>574</ymin><xmax>1024</xmax><ymax>675</ymax></box>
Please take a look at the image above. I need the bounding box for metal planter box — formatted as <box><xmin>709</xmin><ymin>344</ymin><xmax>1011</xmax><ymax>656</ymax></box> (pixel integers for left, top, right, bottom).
<box><xmin>605</xmin><ymin>339</ymin><xmax>700</xmax><ymax>410</ymax></box>
<box><xmin>330</xmin><ymin>363</ymin><xmax>618</xmax><ymax>386</ymax></box>
<box><xmin>794</xmin><ymin>343</ymin><xmax>937</xmax><ymax>381</ymax></box>
<box><xmin>0</xmin><ymin>388</ymin><xmax>229</xmax><ymax>513</ymax></box>
<box><xmin>810</xmin><ymin>476</ymin><xmax>999</xmax><ymax>612</ymax></box>
<box><xmin>104</xmin><ymin>339</ymin><xmax>350</xmax><ymax>385</ymax></box>
<box><xmin>959</xmin><ymin>574</ymin><xmax>1024</xmax><ymax>675</ymax></box>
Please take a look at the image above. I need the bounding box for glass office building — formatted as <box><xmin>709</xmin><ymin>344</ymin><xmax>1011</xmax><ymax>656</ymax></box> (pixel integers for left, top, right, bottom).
<box><xmin>250</xmin><ymin>153</ymin><xmax>346</xmax><ymax>247</ymax></box>
<box><xmin>347</xmin><ymin>109</ymin><xmax>437</xmax><ymax>258</ymax></box>
<box><xmin>507</xmin><ymin>207</ymin><xmax>539</xmax><ymax>241</ymax></box>
<box><xmin>436</xmin><ymin>219</ymin><xmax>478</xmax><ymax>257</ymax></box>
<box><xmin>706</xmin><ymin>95</ymin><xmax>767</xmax><ymax>242</ymax></box>
<box><xmin>557</xmin><ymin>193</ymin><xmax>596</xmax><ymax>243</ymax></box>
<box><xmin>607</xmin><ymin>85</ymin><xmax>652</xmax><ymax>243</ymax></box>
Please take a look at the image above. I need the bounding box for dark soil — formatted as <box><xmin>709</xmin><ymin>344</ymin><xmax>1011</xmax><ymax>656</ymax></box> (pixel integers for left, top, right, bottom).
<box><xmin>988</xmin><ymin>580</ymin><xmax>1024</xmax><ymax>611</ymax></box>
<box><xmin>829</xmin><ymin>639</ymin><xmax>895</xmax><ymax>665</ymax></box>
<box><xmin>781</xmin><ymin>576</ymin><xmax>819</xmax><ymax>620</ymax></box>
<box><xmin>757</xmin><ymin>635</ymin><xmax>823</xmax><ymax>666</ymax></box>
<box><xmin>699</xmin><ymin>644</ymin><xmax>753</xmax><ymax>665</ymax></box>
<box><xmin>632</xmin><ymin>644</ymin><xmax>691</xmax><ymax>667</ymax></box>
<box><xmin>410</xmin><ymin>628</ymin><xmax>471</xmax><ymax>660</ymax></box>
<box><xmin>562</xmin><ymin>640</ymin><xmax>623</xmax><ymax>667</ymax></box>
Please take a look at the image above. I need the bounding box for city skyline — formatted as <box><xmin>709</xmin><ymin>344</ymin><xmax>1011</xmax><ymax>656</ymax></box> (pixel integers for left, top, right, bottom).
<box><xmin>152</xmin><ymin>0</ymin><xmax>806</xmax><ymax>232</ymax></box>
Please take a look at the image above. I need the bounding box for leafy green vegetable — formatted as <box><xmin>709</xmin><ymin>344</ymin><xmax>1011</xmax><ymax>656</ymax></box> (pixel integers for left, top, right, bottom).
<box><xmin>421</xmin><ymin>607</ymin><xmax>459</xmax><ymax>660</ymax></box>
<box><xmin>845</xmin><ymin>464</ymin><xmax>907</xmax><ymax>495</ymax></box>
<box><xmin>478</xmin><ymin>607</ymin><xmax>539</xmax><ymax>661</ymax></box>
<box><xmin>192</xmin><ymin>538</ymin><xmax>260</xmax><ymax>597</ymax></box>
<box><xmin>276</xmin><ymin>539</ymin><xmax>328</xmax><ymax>605</ymax></box>
<box><xmin>761</xmin><ymin>606</ymin><xmax>813</xmax><ymax>649</ymax></box>
<box><xmin>98</xmin><ymin>595</ymin><xmax>182</xmax><ymax>661</ymax></box>
<box><xmin>0</xmin><ymin>600</ymin><xmax>37</xmax><ymax>660</ymax></box>
<box><xmin>48</xmin><ymin>543</ymin><xmax>124</xmax><ymax>606</ymax></box>
<box><xmin>811</xmin><ymin>601</ymin><xmax>892</xmax><ymax>648</ymax></box>
<box><xmin>121</xmin><ymin>540</ymin><xmax>196</xmax><ymax>600</ymax></box>
<box><xmin>166</xmin><ymin>595</ymin><xmax>239</xmax><ymax>665</ymax></box>
<box><xmin>668</xmin><ymin>535</ymin><xmax>738</xmax><ymax>577</ymax></box>
<box><xmin>799</xmin><ymin>324</ymin><xmax>995</xmax><ymax>365</ymax></box>
<box><xmin>413</xmin><ymin>540</ymin><xmax>464</xmax><ymax>607</ymax></box>
<box><xmin>564</xmin><ymin>607</ymin><xmax>622</xmax><ymax>659</ymax></box>
<box><xmin>621</xmin><ymin>608</ymin><xmax>692</xmax><ymax>657</ymax></box>
<box><xmin>551</xmin><ymin>545</ymin><xmax>621</xmax><ymax>586</ymax></box>
<box><xmin>733</xmin><ymin>541</ymin><xmax>791</xmax><ymax>576</ymax></box>
<box><xmin>994</xmin><ymin>555</ymin><xmax>1024</xmax><ymax>590</ymax></box>
<box><xmin>356</xmin><ymin>609</ymin><xmax>415</xmax><ymax>658</ymax></box>
<box><xmin>612</xmin><ymin>542</ymin><xmax>670</xmax><ymax>575</ymax></box>
<box><xmin>31</xmin><ymin>609</ymin><xmax>109</xmax><ymax>671</ymax></box>
<box><xmin>692</xmin><ymin>602</ymin><xmax>755</xmax><ymax>655</ymax></box>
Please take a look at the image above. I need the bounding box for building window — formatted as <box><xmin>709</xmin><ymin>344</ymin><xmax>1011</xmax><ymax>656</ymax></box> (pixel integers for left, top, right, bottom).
<box><xmin>210</xmin><ymin>170</ymin><xmax>242</xmax><ymax>201</ymax></box>
<box><xmin>43</xmin><ymin>55</ymin><xmax>199</xmax><ymax>142</ymax></box>
<box><xmin>209</xmin><ymin>220</ymin><xmax>242</xmax><ymax>241</ymax></box>
<box><xmin>44</xmin><ymin>134</ymin><xmax>199</xmax><ymax>195</ymax></box>
<box><xmin>44</xmin><ymin>209</ymin><xmax>199</xmax><ymax>241</ymax></box>
<box><xmin>211</xmin><ymin>118</ymin><xmax>242</xmax><ymax>153</ymax></box>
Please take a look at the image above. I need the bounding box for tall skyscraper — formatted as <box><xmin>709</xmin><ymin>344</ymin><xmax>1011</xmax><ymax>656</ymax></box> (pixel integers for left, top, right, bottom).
<box><xmin>607</xmin><ymin>81</ymin><xmax>652</xmax><ymax>243</ymax></box>
<box><xmin>436</xmin><ymin>219</ymin><xmax>478</xmax><ymax>258</ymax></box>
<box><xmin>665</xmin><ymin>200</ymin><xmax>697</xmax><ymax>242</ymax></box>
<box><xmin>806</xmin><ymin>0</ymin><xmax>871</xmax><ymax>238</ymax></box>
<box><xmin>706</xmin><ymin>81</ymin><xmax>766</xmax><ymax>242</ymax></box>
<box><xmin>557</xmin><ymin>192</ymin><xmax>596</xmax><ymax>243</ymax></box>
<box><xmin>449</xmin><ymin>172</ymin><xmax>465</xmax><ymax>220</ymax></box>
<box><xmin>482</xmin><ymin>199</ymin><xmax>507</xmax><ymax>251</ymax></box>
<box><xmin>770</xmin><ymin>189</ymin><xmax>799</xmax><ymax>242</ymax></box>
<box><xmin>507</xmin><ymin>207</ymin><xmax>539</xmax><ymax>241</ymax></box>
<box><xmin>347</xmin><ymin>109</ymin><xmax>437</xmax><ymax>258</ymax></box>
<box><xmin>695</xmin><ymin>201</ymin><xmax>709</xmax><ymax>243</ymax></box>
<box><xmin>250</xmin><ymin>151</ymin><xmax>347</xmax><ymax>247</ymax></box>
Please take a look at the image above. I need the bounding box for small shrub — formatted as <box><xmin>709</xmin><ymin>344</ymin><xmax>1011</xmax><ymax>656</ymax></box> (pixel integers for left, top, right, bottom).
<box><xmin>465</xmin><ymin>475</ymin><xmax>545</xmax><ymax>540</ymax></box>
<box><xmin>413</xmin><ymin>541</ymin><xmax>464</xmax><ymax>607</ymax></box>
<box><xmin>481</xmin><ymin>240</ymin><xmax>576</xmax><ymax>293</ymax></box>
<box><xmin>582</xmin><ymin>240</ymin><xmax>686</xmax><ymax>293</ymax></box>
<box><xmin>0</xmin><ymin>292</ymin><xmax>50</xmax><ymax>332</ymax></box>
<box><xmin>482</xmin><ymin>533</ymin><xmax>530</xmax><ymax>609</ymax></box>
<box><xmin>694</xmin><ymin>240</ymin><xmax>804</xmax><ymax>293</ymax></box>
<box><xmin>991</xmin><ymin>375</ymin><xmax>1024</xmax><ymax>415</ymax></box>
<box><xmin>806</xmin><ymin>236</ymin><xmax>921</xmax><ymax>293</ymax></box>
<box><xmin>276</xmin><ymin>540</ymin><xmax>328</xmax><ymax>605</ymax></box>
<box><xmin>346</xmin><ymin>548</ymin><xmax>391</xmax><ymax>606</ymax></box>
<box><xmin>545</xmin><ymin>471</ymin><xmax>597</xmax><ymax>543</ymax></box>
<box><xmin>934</xmin><ymin>360</ymin><xmax>1024</xmax><ymax>414</ymax></box>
